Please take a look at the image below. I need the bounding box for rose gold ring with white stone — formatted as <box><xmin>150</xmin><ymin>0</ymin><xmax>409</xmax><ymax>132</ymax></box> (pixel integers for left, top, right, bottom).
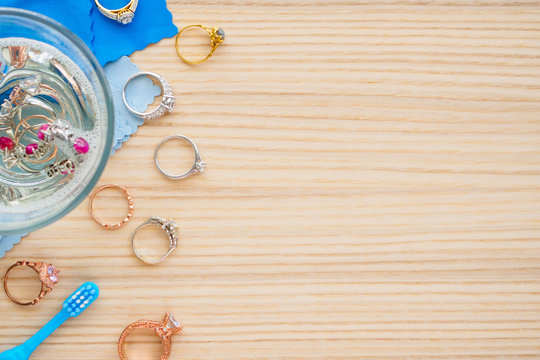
<box><xmin>3</xmin><ymin>260</ymin><xmax>59</xmax><ymax>306</ymax></box>
<box><xmin>118</xmin><ymin>312</ymin><xmax>183</xmax><ymax>360</ymax></box>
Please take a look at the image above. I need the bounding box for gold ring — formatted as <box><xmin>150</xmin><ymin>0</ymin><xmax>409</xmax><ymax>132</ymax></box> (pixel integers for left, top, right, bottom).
<box><xmin>94</xmin><ymin>0</ymin><xmax>138</xmax><ymax>25</ymax></box>
<box><xmin>89</xmin><ymin>184</ymin><xmax>134</xmax><ymax>230</ymax></box>
<box><xmin>175</xmin><ymin>25</ymin><xmax>225</xmax><ymax>65</ymax></box>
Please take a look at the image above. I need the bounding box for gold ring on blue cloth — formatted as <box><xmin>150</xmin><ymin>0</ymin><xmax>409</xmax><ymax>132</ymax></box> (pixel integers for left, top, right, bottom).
<box><xmin>94</xmin><ymin>0</ymin><xmax>138</xmax><ymax>25</ymax></box>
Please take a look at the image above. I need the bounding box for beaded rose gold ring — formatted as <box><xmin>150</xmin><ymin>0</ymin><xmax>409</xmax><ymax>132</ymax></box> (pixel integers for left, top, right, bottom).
<box><xmin>3</xmin><ymin>260</ymin><xmax>59</xmax><ymax>306</ymax></box>
<box><xmin>89</xmin><ymin>184</ymin><xmax>134</xmax><ymax>230</ymax></box>
<box><xmin>118</xmin><ymin>312</ymin><xmax>183</xmax><ymax>360</ymax></box>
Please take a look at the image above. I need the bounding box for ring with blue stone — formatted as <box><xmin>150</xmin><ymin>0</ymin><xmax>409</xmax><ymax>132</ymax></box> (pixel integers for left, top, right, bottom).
<box><xmin>175</xmin><ymin>25</ymin><xmax>226</xmax><ymax>65</ymax></box>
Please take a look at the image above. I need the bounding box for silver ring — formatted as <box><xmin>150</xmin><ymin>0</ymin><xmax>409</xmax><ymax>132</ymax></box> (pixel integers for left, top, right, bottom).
<box><xmin>122</xmin><ymin>71</ymin><xmax>175</xmax><ymax>121</ymax></box>
<box><xmin>154</xmin><ymin>135</ymin><xmax>206</xmax><ymax>180</ymax></box>
<box><xmin>131</xmin><ymin>216</ymin><xmax>179</xmax><ymax>264</ymax></box>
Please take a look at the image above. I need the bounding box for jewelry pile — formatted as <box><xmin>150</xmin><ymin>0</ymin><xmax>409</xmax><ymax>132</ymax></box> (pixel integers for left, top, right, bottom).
<box><xmin>0</xmin><ymin>44</ymin><xmax>93</xmax><ymax>204</ymax></box>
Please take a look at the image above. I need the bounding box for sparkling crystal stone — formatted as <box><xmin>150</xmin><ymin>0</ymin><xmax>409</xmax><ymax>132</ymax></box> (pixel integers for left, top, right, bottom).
<box><xmin>73</xmin><ymin>137</ymin><xmax>89</xmax><ymax>154</ymax></box>
<box><xmin>19</xmin><ymin>76</ymin><xmax>41</xmax><ymax>95</ymax></box>
<box><xmin>163</xmin><ymin>96</ymin><xmax>175</xmax><ymax>111</ymax></box>
<box><xmin>28</xmin><ymin>50</ymin><xmax>52</xmax><ymax>64</ymax></box>
<box><xmin>0</xmin><ymin>136</ymin><xmax>14</xmax><ymax>151</ymax></box>
<box><xmin>167</xmin><ymin>314</ymin><xmax>180</xmax><ymax>329</ymax></box>
<box><xmin>25</xmin><ymin>143</ymin><xmax>38</xmax><ymax>155</ymax></box>
<box><xmin>196</xmin><ymin>161</ymin><xmax>206</xmax><ymax>173</ymax></box>
<box><xmin>119</xmin><ymin>12</ymin><xmax>134</xmax><ymax>25</ymax></box>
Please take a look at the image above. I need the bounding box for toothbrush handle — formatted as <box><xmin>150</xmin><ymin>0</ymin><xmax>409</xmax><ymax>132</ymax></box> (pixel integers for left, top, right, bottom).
<box><xmin>22</xmin><ymin>310</ymin><xmax>69</xmax><ymax>355</ymax></box>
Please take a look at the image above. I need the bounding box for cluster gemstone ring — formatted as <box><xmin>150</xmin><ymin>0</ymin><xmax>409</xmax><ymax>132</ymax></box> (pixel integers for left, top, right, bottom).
<box><xmin>3</xmin><ymin>260</ymin><xmax>59</xmax><ymax>306</ymax></box>
<box><xmin>131</xmin><ymin>216</ymin><xmax>179</xmax><ymax>264</ymax></box>
<box><xmin>122</xmin><ymin>71</ymin><xmax>175</xmax><ymax>121</ymax></box>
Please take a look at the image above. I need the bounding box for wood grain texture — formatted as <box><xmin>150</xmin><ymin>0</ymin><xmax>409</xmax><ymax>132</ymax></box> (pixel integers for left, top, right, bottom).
<box><xmin>1</xmin><ymin>0</ymin><xmax>540</xmax><ymax>358</ymax></box>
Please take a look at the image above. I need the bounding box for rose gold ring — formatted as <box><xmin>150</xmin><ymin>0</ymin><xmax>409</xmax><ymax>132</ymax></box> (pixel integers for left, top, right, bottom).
<box><xmin>3</xmin><ymin>260</ymin><xmax>59</xmax><ymax>306</ymax></box>
<box><xmin>89</xmin><ymin>184</ymin><xmax>134</xmax><ymax>230</ymax></box>
<box><xmin>118</xmin><ymin>312</ymin><xmax>183</xmax><ymax>360</ymax></box>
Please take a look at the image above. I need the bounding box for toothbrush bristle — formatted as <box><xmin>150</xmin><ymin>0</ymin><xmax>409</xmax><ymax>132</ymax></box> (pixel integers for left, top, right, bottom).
<box><xmin>62</xmin><ymin>282</ymin><xmax>99</xmax><ymax>317</ymax></box>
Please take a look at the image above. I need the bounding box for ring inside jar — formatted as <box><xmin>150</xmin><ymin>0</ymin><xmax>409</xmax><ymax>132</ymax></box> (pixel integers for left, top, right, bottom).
<box><xmin>0</xmin><ymin>38</ymin><xmax>103</xmax><ymax>212</ymax></box>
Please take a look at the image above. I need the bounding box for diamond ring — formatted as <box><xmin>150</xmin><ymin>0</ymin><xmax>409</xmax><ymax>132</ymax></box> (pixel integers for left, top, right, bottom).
<box><xmin>118</xmin><ymin>312</ymin><xmax>183</xmax><ymax>360</ymax></box>
<box><xmin>154</xmin><ymin>135</ymin><xmax>206</xmax><ymax>180</ymax></box>
<box><xmin>94</xmin><ymin>0</ymin><xmax>138</xmax><ymax>25</ymax></box>
<box><xmin>131</xmin><ymin>216</ymin><xmax>179</xmax><ymax>264</ymax></box>
<box><xmin>122</xmin><ymin>71</ymin><xmax>175</xmax><ymax>121</ymax></box>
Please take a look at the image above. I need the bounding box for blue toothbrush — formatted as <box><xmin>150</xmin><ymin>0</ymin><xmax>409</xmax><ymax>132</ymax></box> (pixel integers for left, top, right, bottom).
<box><xmin>0</xmin><ymin>282</ymin><xmax>99</xmax><ymax>360</ymax></box>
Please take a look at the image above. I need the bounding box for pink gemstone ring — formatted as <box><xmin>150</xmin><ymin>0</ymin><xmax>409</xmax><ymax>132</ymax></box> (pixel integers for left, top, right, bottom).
<box><xmin>3</xmin><ymin>260</ymin><xmax>59</xmax><ymax>306</ymax></box>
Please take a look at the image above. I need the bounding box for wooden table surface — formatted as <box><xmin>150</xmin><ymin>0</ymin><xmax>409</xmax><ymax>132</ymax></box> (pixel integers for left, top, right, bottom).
<box><xmin>2</xmin><ymin>0</ymin><xmax>540</xmax><ymax>358</ymax></box>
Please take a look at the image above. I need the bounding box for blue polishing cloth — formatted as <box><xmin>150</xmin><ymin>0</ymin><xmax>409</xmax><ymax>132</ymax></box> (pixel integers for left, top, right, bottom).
<box><xmin>2</xmin><ymin>0</ymin><xmax>94</xmax><ymax>46</ymax></box>
<box><xmin>4</xmin><ymin>0</ymin><xmax>178</xmax><ymax>65</ymax></box>
<box><xmin>92</xmin><ymin>0</ymin><xmax>178</xmax><ymax>65</ymax></box>
<box><xmin>0</xmin><ymin>234</ymin><xmax>24</xmax><ymax>258</ymax></box>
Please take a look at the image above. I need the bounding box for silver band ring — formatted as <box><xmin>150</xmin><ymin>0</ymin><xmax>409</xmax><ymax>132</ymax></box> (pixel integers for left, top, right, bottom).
<box><xmin>154</xmin><ymin>135</ymin><xmax>206</xmax><ymax>180</ymax></box>
<box><xmin>94</xmin><ymin>0</ymin><xmax>138</xmax><ymax>25</ymax></box>
<box><xmin>122</xmin><ymin>71</ymin><xmax>175</xmax><ymax>121</ymax></box>
<box><xmin>131</xmin><ymin>216</ymin><xmax>179</xmax><ymax>264</ymax></box>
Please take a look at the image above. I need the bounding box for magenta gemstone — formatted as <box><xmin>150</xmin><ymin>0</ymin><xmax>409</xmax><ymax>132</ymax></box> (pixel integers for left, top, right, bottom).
<box><xmin>60</xmin><ymin>167</ymin><xmax>75</xmax><ymax>175</ymax></box>
<box><xmin>25</xmin><ymin>143</ymin><xmax>38</xmax><ymax>154</ymax></box>
<box><xmin>0</xmin><ymin>137</ymin><xmax>14</xmax><ymax>151</ymax></box>
<box><xmin>38</xmin><ymin>124</ymin><xmax>50</xmax><ymax>140</ymax></box>
<box><xmin>73</xmin><ymin>137</ymin><xmax>89</xmax><ymax>154</ymax></box>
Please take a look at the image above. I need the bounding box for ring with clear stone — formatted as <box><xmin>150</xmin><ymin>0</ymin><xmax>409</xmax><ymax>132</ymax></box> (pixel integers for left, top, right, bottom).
<box><xmin>94</xmin><ymin>0</ymin><xmax>138</xmax><ymax>25</ymax></box>
<box><xmin>118</xmin><ymin>312</ymin><xmax>183</xmax><ymax>360</ymax></box>
<box><xmin>122</xmin><ymin>71</ymin><xmax>175</xmax><ymax>121</ymax></box>
<box><xmin>131</xmin><ymin>216</ymin><xmax>179</xmax><ymax>264</ymax></box>
<box><xmin>154</xmin><ymin>135</ymin><xmax>206</xmax><ymax>180</ymax></box>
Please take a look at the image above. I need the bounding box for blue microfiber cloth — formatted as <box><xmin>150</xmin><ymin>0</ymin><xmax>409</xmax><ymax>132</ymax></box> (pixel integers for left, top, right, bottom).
<box><xmin>2</xmin><ymin>0</ymin><xmax>94</xmax><ymax>46</ymax></box>
<box><xmin>0</xmin><ymin>234</ymin><xmax>24</xmax><ymax>258</ymax></box>
<box><xmin>91</xmin><ymin>0</ymin><xmax>178</xmax><ymax>65</ymax></box>
<box><xmin>4</xmin><ymin>0</ymin><xmax>178</xmax><ymax>65</ymax></box>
